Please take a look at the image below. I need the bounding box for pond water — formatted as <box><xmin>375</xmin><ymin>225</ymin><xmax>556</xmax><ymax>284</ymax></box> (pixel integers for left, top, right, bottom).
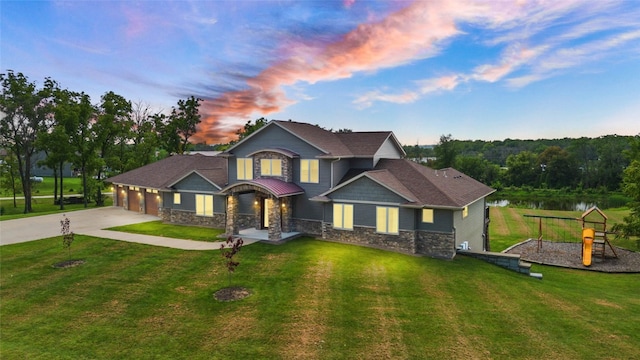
<box><xmin>487</xmin><ymin>197</ymin><xmax>628</xmax><ymax>211</ymax></box>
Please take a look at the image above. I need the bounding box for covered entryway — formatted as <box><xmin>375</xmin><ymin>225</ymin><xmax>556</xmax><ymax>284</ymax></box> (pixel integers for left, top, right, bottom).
<box><xmin>220</xmin><ymin>178</ymin><xmax>304</xmax><ymax>241</ymax></box>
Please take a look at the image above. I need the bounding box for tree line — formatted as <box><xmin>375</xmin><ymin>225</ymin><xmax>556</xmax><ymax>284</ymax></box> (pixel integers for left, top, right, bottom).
<box><xmin>2</xmin><ymin>70</ymin><xmax>638</xmax><ymax>221</ymax></box>
<box><xmin>405</xmin><ymin>133</ymin><xmax>636</xmax><ymax>192</ymax></box>
<box><xmin>0</xmin><ymin>71</ymin><xmax>203</xmax><ymax>213</ymax></box>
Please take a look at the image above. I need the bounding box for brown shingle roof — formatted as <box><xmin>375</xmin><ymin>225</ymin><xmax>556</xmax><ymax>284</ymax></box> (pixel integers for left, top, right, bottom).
<box><xmin>327</xmin><ymin>159</ymin><xmax>495</xmax><ymax>208</ymax></box>
<box><xmin>274</xmin><ymin>121</ymin><xmax>353</xmax><ymax>156</ymax></box>
<box><xmin>334</xmin><ymin>132</ymin><xmax>396</xmax><ymax>157</ymax></box>
<box><xmin>373</xmin><ymin>159</ymin><xmax>495</xmax><ymax>208</ymax></box>
<box><xmin>106</xmin><ymin>154</ymin><xmax>228</xmax><ymax>190</ymax></box>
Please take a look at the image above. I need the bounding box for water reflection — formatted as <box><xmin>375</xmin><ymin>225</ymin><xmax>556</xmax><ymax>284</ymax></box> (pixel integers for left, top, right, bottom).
<box><xmin>487</xmin><ymin>198</ymin><xmax>627</xmax><ymax>211</ymax></box>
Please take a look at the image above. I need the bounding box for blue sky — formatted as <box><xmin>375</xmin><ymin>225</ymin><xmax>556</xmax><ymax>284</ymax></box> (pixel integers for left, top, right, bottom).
<box><xmin>2</xmin><ymin>0</ymin><xmax>639</xmax><ymax>145</ymax></box>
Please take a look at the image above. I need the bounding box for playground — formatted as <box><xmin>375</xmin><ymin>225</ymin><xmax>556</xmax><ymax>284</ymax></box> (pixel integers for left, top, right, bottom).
<box><xmin>504</xmin><ymin>206</ymin><xmax>640</xmax><ymax>273</ymax></box>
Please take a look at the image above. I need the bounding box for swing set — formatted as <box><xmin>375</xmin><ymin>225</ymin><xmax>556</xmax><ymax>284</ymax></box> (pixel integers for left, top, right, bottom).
<box><xmin>523</xmin><ymin>206</ymin><xmax>618</xmax><ymax>265</ymax></box>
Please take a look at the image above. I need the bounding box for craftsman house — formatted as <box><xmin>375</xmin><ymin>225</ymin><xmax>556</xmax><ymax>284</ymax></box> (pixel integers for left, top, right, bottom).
<box><xmin>107</xmin><ymin>120</ymin><xmax>495</xmax><ymax>258</ymax></box>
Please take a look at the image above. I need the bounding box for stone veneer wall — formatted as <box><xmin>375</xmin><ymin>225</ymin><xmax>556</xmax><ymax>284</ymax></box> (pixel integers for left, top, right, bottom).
<box><xmin>458</xmin><ymin>251</ymin><xmax>532</xmax><ymax>275</ymax></box>
<box><xmin>416</xmin><ymin>231</ymin><xmax>456</xmax><ymax>259</ymax></box>
<box><xmin>159</xmin><ymin>208</ymin><xmax>225</xmax><ymax>228</ymax></box>
<box><xmin>253</xmin><ymin>151</ymin><xmax>292</xmax><ymax>182</ymax></box>
<box><xmin>293</xmin><ymin>218</ymin><xmax>322</xmax><ymax>237</ymax></box>
<box><xmin>322</xmin><ymin>224</ymin><xmax>416</xmax><ymax>254</ymax></box>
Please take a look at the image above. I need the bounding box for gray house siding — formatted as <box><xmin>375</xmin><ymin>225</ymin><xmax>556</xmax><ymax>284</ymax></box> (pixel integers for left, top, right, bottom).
<box><xmin>329</xmin><ymin>177</ymin><xmax>407</xmax><ymax>204</ymax></box>
<box><xmin>373</xmin><ymin>138</ymin><xmax>403</xmax><ymax>164</ymax></box>
<box><xmin>417</xmin><ymin>208</ymin><xmax>454</xmax><ymax>233</ymax></box>
<box><xmin>453</xmin><ymin>198</ymin><xmax>487</xmax><ymax>251</ymax></box>
<box><xmin>173</xmin><ymin>173</ymin><xmax>218</xmax><ymax>192</ymax></box>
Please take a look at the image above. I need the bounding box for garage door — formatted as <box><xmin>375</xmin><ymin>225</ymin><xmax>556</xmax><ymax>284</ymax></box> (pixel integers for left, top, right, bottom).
<box><xmin>128</xmin><ymin>189</ymin><xmax>140</xmax><ymax>212</ymax></box>
<box><xmin>144</xmin><ymin>191</ymin><xmax>159</xmax><ymax>216</ymax></box>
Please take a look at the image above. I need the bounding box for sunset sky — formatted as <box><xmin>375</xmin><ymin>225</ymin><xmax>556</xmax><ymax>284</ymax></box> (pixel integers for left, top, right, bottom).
<box><xmin>2</xmin><ymin>0</ymin><xmax>639</xmax><ymax>145</ymax></box>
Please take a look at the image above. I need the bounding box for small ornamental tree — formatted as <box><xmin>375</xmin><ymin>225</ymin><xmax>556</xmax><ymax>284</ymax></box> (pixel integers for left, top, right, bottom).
<box><xmin>220</xmin><ymin>236</ymin><xmax>243</xmax><ymax>286</ymax></box>
<box><xmin>60</xmin><ymin>214</ymin><xmax>74</xmax><ymax>259</ymax></box>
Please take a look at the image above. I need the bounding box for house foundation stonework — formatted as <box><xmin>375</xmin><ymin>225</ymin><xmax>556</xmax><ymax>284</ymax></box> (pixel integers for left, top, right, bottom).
<box><xmin>416</xmin><ymin>231</ymin><xmax>456</xmax><ymax>259</ymax></box>
<box><xmin>158</xmin><ymin>208</ymin><xmax>225</xmax><ymax>228</ymax></box>
<box><xmin>322</xmin><ymin>224</ymin><xmax>417</xmax><ymax>254</ymax></box>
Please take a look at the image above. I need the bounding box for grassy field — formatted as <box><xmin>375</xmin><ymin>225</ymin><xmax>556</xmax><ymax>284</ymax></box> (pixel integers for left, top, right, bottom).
<box><xmin>489</xmin><ymin>206</ymin><xmax>637</xmax><ymax>252</ymax></box>
<box><xmin>0</xmin><ymin>197</ymin><xmax>113</xmax><ymax>220</ymax></box>
<box><xmin>107</xmin><ymin>220</ymin><xmax>226</xmax><ymax>242</ymax></box>
<box><xmin>1</xmin><ymin>235</ymin><xmax>639</xmax><ymax>360</ymax></box>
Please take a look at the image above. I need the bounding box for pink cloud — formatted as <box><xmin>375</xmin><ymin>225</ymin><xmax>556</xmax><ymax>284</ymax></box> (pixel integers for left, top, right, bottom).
<box><xmin>195</xmin><ymin>1</ymin><xmax>465</xmax><ymax>143</ymax></box>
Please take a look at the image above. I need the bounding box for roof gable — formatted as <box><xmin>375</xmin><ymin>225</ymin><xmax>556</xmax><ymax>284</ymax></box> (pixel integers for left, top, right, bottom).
<box><xmin>106</xmin><ymin>154</ymin><xmax>227</xmax><ymax>190</ymax></box>
<box><xmin>319</xmin><ymin>159</ymin><xmax>495</xmax><ymax>208</ymax></box>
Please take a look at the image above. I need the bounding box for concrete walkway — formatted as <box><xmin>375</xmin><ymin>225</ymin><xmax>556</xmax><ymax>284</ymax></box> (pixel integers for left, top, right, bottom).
<box><xmin>0</xmin><ymin>207</ymin><xmax>259</xmax><ymax>250</ymax></box>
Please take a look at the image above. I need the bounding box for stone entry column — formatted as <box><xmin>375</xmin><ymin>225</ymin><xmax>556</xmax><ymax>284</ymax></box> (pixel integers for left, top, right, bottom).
<box><xmin>281</xmin><ymin>197</ymin><xmax>293</xmax><ymax>233</ymax></box>
<box><xmin>268</xmin><ymin>197</ymin><xmax>282</xmax><ymax>241</ymax></box>
<box><xmin>226</xmin><ymin>193</ymin><xmax>239</xmax><ymax>236</ymax></box>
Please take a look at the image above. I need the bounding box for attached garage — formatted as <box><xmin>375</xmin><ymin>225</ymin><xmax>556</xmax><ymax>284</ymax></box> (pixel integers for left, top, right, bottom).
<box><xmin>116</xmin><ymin>186</ymin><xmax>126</xmax><ymax>207</ymax></box>
<box><xmin>128</xmin><ymin>187</ymin><xmax>140</xmax><ymax>212</ymax></box>
<box><xmin>144</xmin><ymin>189</ymin><xmax>159</xmax><ymax>216</ymax></box>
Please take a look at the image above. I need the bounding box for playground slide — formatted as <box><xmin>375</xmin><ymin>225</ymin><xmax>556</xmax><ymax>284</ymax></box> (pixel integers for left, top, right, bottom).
<box><xmin>582</xmin><ymin>228</ymin><xmax>595</xmax><ymax>267</ymax></box>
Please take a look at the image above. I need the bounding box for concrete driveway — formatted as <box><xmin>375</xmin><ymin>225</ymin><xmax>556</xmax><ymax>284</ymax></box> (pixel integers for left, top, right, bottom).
<box><xmin>0</xmin><ymin>207</ymin><xmax>258</xmax><ymax>250</ymax></box>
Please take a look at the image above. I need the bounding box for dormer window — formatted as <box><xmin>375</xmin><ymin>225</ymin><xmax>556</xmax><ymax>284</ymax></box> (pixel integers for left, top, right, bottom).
<box><xmin>261</xmin><ymin>159</ymin><xmax>282</xmax><ymax>176</ymax></box>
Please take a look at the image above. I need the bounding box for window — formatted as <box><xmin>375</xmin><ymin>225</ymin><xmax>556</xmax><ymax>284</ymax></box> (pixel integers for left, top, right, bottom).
<box><xmin>462</xmin><ymin>206</ymin><xmax>469</xmax><ymax>218</ymax></box>
<box><xmin>261</xmin><ymin>159</ymin><xmax>282</xmax><ymax>176</ymax></box>
<box><xmin>333</xmin><ymin>203</ymin><xmax>353</xmax><ymax>230</ymax></box>
<box><xmin>237</xmin><ymin>158</ymin><xmax>253</xmax><ymax>180</ymax></box>
<box><xmin>196</xmin><ymin>194</ymin><xmax>214</xmax><ymax>217</ymax></box>
<box><xmin>173</xmin><ymin>193</ymin><xmax>181</xmax><ymax>205</ymax></box>
<box><xmin>376</xmin><ymin>206</ymin><xmax>399</xmax><ymax>234</ymax></box>
<box><xmin>300</xmin><ymin>159</ymin><xmax>319</xmax><ymax>183</ymax></box>
<box><xmin>422</xmin><ymin>208</ymin><xmax>434</xmax><ymax>223</ymax></box>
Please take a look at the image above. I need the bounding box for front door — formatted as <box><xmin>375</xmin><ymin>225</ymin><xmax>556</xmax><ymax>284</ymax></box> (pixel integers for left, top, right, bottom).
<box><xmin>263</xmin><ymin>198</ymin><xmax>272</xmax><ymax>228</ymax></box>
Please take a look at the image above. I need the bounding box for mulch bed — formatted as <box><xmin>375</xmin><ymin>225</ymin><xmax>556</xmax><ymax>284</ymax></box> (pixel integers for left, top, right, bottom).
<box><xmin>504</xmin><ymin>239</ymin><xmax>640</xmax><ymax>273</ymax></box>
<box><xmin>52</xmin><ymin>259</ymin><xmax>86</xmax><ymax>269</ymax></box>
<box><xmin>214</xmin><ymin>286</ymin><xmax>252</xmax><ymax>302</ymax></box>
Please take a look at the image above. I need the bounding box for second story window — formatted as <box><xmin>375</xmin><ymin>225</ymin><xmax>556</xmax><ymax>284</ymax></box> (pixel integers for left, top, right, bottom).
<box><xmin>237</xmin><ymin>158</ymin><xmax>253</xmax><ymax>180</ymax></box>
<box><xmin>300</xmin><ymin>159</ymin><xmax>319</xmax><ymax>183</ymax></box>
<box><xmin>261</xmin><ymin>159</ymin><xmax>282</xmax><ymax>176</ymax></box>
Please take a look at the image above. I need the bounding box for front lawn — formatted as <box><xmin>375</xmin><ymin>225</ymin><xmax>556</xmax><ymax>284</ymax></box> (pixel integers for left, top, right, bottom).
<box><xmin>107</xmin><ymin>220</ymin><xmax>225</xmax><ymax>242</ymax></box>
<box><xmin>1</xmin><ymin>236</ymin><xmax>639</xmax><ymax>359</ymax></box>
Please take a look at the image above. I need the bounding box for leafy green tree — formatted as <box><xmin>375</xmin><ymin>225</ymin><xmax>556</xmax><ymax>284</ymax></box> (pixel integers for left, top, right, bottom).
<box><xmin>236</xmin><ymin>117</ymin><xmax>268</xmax><ymax>142</ymax></box>
<box><xmin>93</xmin><ymin>91</ymin><xmax>132</xmax><ymax>205</ymax></box>
<box><xmin>0</xmin><ymin>149</ymin><xmax>22</xmax><ymax>207</ymax></box>
<box><xmin>613</xmin><ymin>135</ymin><xmax>640</xmax><ymax>238</ymax></box>
<box><xmin>64</xmin><ymin>91</ymin><xmax>96</xmax><ymax>208</ymax></box>
<box><xmin>505</xmin><ymin>151</ymin><xmax>538</xmax><ymax>187</ymax></box>
<box><xmin>455</xmin><ymin>155</ymin><xmax>500</xmax><ymax>185</ymax></box>
<box><xmin>171</xmin><ymin>96</ymin><xmax>202</xmax><ymax>154</ymax></box>
<box><xmin>595</xmin><ymin>136</ymin><xmax>629</xmax><ymax>190</ymax></box>
<box><xmin>37</xmin><ymin>87</ymin><xmax>78</xmax><ymax>209</ymax></box>
<box><xmin>0</xmin><ymin>71</ymin><xmax>56</xmax><ymax>213</ymax></box>
<box><xmin>537</xmin><ymin>146</ymin><xmax>578</xmax><ymax>188</ymax></box>
<box><xmin>126</xmin><ymin>100</ymin><xmax>159</xmax><ymax>170</ymax></box>
<box><xmin>434</xmin><ymin>134</ymin><xmax>457</xmax><ymax>169</ymax></box>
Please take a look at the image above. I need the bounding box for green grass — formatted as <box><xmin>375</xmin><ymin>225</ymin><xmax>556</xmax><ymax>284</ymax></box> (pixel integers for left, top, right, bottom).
<box><xmin>0</xmin><ymin>197</ymin><xmax>113</xmax><ymax>220</ymax></box>
<box><xmin>489</xmin><ymin>206</ymin><xmax>637</xmax><ymax>252</ymax></box>
<box><xmin>1</xmin><ymin>236</ymin><xmax>638</xmax><ymax>359</ymax></box>
<box><xmin>107</xmin><ymin>220</ymin><xmax>225</xmax><ymax>242</ymax></box>
<box><xmin>1</xmin><ymin>176</ymin><xmax>84</xmax><ymax>197</ymax></box>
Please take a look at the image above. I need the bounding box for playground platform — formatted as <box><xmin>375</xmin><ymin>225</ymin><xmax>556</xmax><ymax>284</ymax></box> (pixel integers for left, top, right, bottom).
<box><xmin>504</xmin><ymin>239</ymin><xmax>640</xmax><ymax>273</ymax></box>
